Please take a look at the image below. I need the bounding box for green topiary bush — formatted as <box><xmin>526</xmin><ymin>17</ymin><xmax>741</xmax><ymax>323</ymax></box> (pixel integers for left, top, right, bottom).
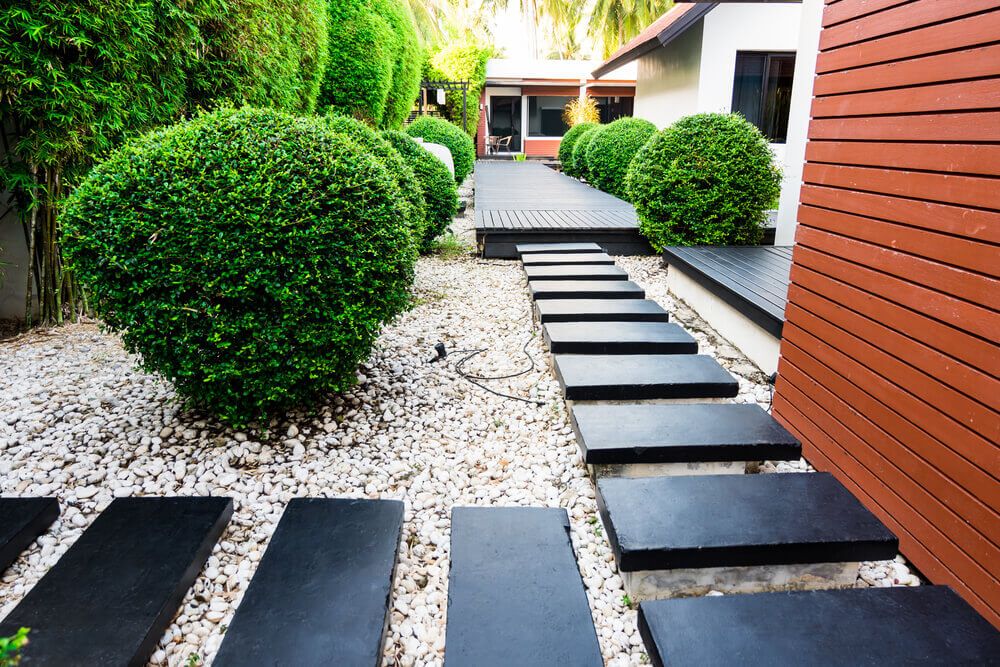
<box><xmin>428</xmin><ymin>42</ymin><xmax>492</xmax><ymax>138</ymax></box>
<box><xmin>379</xmin><ymin>0</ymin><xmax>424</xmax><ymax>129</ymax></box>
<box><xmin>559</xmin><ymin>122</ymin><xmax>598</xmax><ymax>177</ymax></box>
<box><xmin>406</xmin><ymin>116</ymin><xmax>475</xmax><ymax>183</ymax></box>
<box><xmin>324</xmin><ymin>115</ymin><xmax>427</xmax><ymax>241</ymax></box>
<box><xmin>585</xmin><ymin>117</ymin><xmax>657</xmax><ymax>198</ymax></box>
<box><xmin>383</xmin><ymin>130</ymin><xmax>459</xmax><ymax>249</ymax></box>
<box><xmin>571</xmin><ymin>125</ymin><xmax>601</xmax><ymax>182</ymax></box>
<box><xmin>627</xmin><ymin>113</ymin><xmax>782</xmax><ymax>249</ymax></box>
<box><xmin>62</xmin><ymin>108</ymin><xmax>417</xmax><ymax>425</ymax></box>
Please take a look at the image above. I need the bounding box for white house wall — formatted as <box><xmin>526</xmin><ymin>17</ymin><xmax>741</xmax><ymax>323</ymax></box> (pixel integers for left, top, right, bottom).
<box><xmin>634</xmin><ymin>21</ymin><xmax>704</xmax><ymax>128</ymax></box>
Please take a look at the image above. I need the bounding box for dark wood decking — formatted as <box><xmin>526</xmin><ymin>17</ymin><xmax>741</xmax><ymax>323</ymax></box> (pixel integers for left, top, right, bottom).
<box><xmin>662</xmin><ymin>246</ymin><xmax>792</xmax><ymax>338</ymax></box>
<box><xmin>474</xmin><ymin>161</ymin><xmax>652</xmax><ymax>258</ymax></box>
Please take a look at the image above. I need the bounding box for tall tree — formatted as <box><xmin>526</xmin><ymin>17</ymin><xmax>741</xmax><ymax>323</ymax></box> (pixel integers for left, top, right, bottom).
<box><xmin>588</xmin><ymin>0</ymin><xmax>673</xmax><ymax>58</ymax></box>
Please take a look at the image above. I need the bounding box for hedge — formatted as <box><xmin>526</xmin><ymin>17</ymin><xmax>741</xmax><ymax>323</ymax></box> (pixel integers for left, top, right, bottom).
<box><xmin>559</xmin><ymin>122</ymin><xmax>598</xmax><ymax>178</ymax></box>
<box><xmin>406</xmin><ymin>116</ymin><xmax>475</xmax><ymax>183</ymax></box>
<box><xmin>571</xmin><ymin>126</ymin><xmax>601</xmax><ymax>182</ymax></box>
<box><xmin>585</xmin><ymin>117</ymin><xmax>657</xmax><ymax>198</ymax></box>
<box><xmin>627</xmin><ymin>113</ymin><xmax>782</xmax><ymax>249</ymax></box>
<box><xmin>428</xmin><ymin>42</ymin><xmax>491</xmax><ymax>138</ymax></box>
<box><xmin>62</xmin><ymin>108</ymin><xmax>417</xmax><ymax>424</ymax></box>
<box><xmin>380</xmin><ymin>0</ymin><xmax>424</xmax><ymax>129</ymax></box>
<box><xmin>383</xmin><ymin>130</ymin><xmax>458</xmax><ymax>249</ymax></box>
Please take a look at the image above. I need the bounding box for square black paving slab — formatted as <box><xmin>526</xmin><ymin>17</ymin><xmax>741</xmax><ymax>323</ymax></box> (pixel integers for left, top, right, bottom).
<box><xmin>0</xmin><ymin>496</ymin><xmax>232</xmax><ymax>667</ymax></box>
<box><xmin>214</xmin><ymin>498</ymin><xmax>404</xmax><ymax>667</ymax></box>
<box><xmin>521</xmin><ymin>252</ymin><xmax>614</xmax><ymax>266</ymax></box>
<box><xmin>638</xmin><ymin>586</ymin><xmax>1000</xmax><ymax>667</ymax></box>
<box><xmin>529</xmin><ymin>279</ymin><xmax>645</xmax><ymax>300</ymax></box>
<box><xmin>516</xmin><ymin>242</ymin><xmax>603</xmax><ymax>254</ymax></box>
<box><xmin>444</xmin><ymin>507</ymin><xmax>602</xmax><ymax>667</ymax></box>
<box><xmin>524</xmin><ymin>264</ymin><xmax>628</xmax><ymax>281</ymax></box>
<box><xmin>596</xmin><ymin>473</ymin><xmax>898</xmax><ymax>572</ymax></box>
<box><xmin>553</xmin><ymin>354</ymin><xmax>738</xmax><ymax>400</ymax></box>
<box><xmin>0</xmin><ymin>497</ymin><xmax>59</xmax><ymax>575</ymax></box>
<box><xmin>543</xmin><ymin>321</ymin><xmax>697</xmax><ymax>355</ymax></box>
<box><xmin>570</xmin><ymin>403</ymin><xmax>800</xmax><ymax>464</ymax></box>
<box><xmin>535</xmin><ymin>299</ymin><xmax>669</xmax><ymax>323</ymax></box>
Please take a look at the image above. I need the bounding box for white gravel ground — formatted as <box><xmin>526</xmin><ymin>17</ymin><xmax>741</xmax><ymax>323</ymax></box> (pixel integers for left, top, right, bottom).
<box><xmin>0</xmin><ymin>179</ymin><xmax>917</xmax><ymax>666</ymax></box>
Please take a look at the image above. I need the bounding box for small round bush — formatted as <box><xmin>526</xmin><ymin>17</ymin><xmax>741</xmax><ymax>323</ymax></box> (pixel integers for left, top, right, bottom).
<box><xmin>324</xmin><ymin>114</ymin><xmax>427</xmax><ymax>241</ymax></box>
<box><xmin>406</xmin><ymin>116</ymin><xmax>475</xmax><ymax>183</ymax></box>
<box><xmin>627</xmin><ymin>113</ymin><xmax>782</xmax><ymax>250</ymax></box>
<box><xmin>572</xmin><ymin>126</ymin><xmax>601</xmax><ymax>182</ymax></box>
<box><xmin>62</xmin><ymin>108</ymin><xmax>417</xmax><ymax>425</ymax></box>
<box><xmin>383</xmin><ymin>130</ymin><xmax>458</xmax><ymax>249</ymax></box>
<box><xmin>559</xmin><ymin>122</ymin><xmax>598</xmax><ymax>177</ymax></box>
<box><xmin>585</xmin><ymin>117</ymin><xmax>657</xmax><ymax>198</ymax></box>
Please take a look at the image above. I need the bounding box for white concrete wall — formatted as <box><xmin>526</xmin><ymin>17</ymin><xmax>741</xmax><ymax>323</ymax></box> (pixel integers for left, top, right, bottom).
<box><xmin>775</xmin><ymin>0</ymin><xmax>824</xmax><ymax>245</ymax></box>
<box><xmin>633</xmin><ymin>20</ymin><xmax>704</xmax><ymax>129</ymax></box>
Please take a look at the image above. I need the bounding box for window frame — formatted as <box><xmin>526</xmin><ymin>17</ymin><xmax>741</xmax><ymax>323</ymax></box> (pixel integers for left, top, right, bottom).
<box><xmin>730</xmin><ymin>50</ymin><xmax>796</xmax><ymax>144</ymax></box>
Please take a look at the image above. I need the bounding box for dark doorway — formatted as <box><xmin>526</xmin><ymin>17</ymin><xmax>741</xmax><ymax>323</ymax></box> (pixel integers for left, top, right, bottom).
<box><xmin>488</xmin><ymin>96</ymin><xmax>522</xmax><ymax>153</ymax></box>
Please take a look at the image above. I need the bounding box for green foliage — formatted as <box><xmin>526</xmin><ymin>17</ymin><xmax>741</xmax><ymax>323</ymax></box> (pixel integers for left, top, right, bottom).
<box><xmin>428</xmin><ymin>42</ymin><xmax>492</xmax><ymax>137</ymax></box>
<box><xmin>383</xmin><ymin>130</ymin><xmax>459</xmax><ymax>249</ymax></box>
<box><xmin>627</xmin><ymin>113</ymin><xmax>782</xmax><ymax>250</ymax></box>
<box><xmin>585</xmin><ymin>117</ymin><xmax>657</xmax><ymax>198</ymax></box>
<box><xmin>513</xmin><ymin>153</ymin><xmax>527</xmax><ymax>162</ymax></box>
<box><xmin>189</xmin><ymin>0</ymin><xmax>330</xmax><ymax>114</ymax></box>
<box><xmin>406</xmin><ymin>116</ymin><xmax>475</xmax><ymax>183</ymax></box>
<box><xmin>571</xmin><ymin>126</ymin><xmax>601</xmax><ymax>182</ymax></box>
<box><xmin>320</xmin><ymin>0</ymin><xmax>422</xmax><ymax>128</ymax></box>
<box><xmin>429</xmin><ymin>233</ymin><xmax>471</xmax><ymax>258</ymax></box>
<box><xmin>558</xmin><ymin>122</ymin><xmax>598</xmax><ymax>177</ymax></box>
<box><xmin>324</xmin><ymin>115</ymin><xmax>427</xmax><ymax>242</ymax></box>
<box><xmin>62</xmin><ymin>108</ymin><xmax>417</xmax><ymax>425</ymax></box>
<box><xmin>0</xmin><ymin>628</ymin><xmax>29</xmax><ymax>667</ymax></box>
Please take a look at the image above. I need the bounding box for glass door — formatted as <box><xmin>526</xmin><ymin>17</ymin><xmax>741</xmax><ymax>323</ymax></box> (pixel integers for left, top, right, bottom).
<box><xmin>488</xmin><ymin>96</ymin><xmax>522</xmax><ymax>153</ymax></box>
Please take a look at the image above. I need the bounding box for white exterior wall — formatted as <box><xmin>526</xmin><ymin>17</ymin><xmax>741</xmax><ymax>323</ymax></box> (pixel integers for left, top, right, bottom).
<box><xmin>775</xmin><ymin>0</ymin><xmax>825</xmax><ymax>245</ymax></box>
<box><xmin>633</xmin><ymin>21</ymin><xmax>704</xmax><ymax>128</ymax></box>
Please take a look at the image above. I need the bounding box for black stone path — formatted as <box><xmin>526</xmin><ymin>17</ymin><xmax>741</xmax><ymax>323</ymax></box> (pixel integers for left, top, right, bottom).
<box><xmin>534</xmin><ymin>298</ymin><xmax>670</xmax><ymax>323</ymax></box>
<box><xmin>524</xmin><ymin>264</ymin><xmax>629</xmax><ymax>281</ymax></box>
<box><xmin>522</xmin><ymin>252</ymin><xmax>615</xmax><ymax>266</ymax></box>
<box><xmin>544</xmin><ymin>321</ymin><xmax>697</xmax><ymax>355</ymax></box>
<box><xmin>529</xmin><ymin>279</ymin><xmax>645</xmax><ymax>300</ymax></box>
<box><xmin>0</xmin><ymin>497</ymin><xmax>58</xmax><ymax>574</ymax></box>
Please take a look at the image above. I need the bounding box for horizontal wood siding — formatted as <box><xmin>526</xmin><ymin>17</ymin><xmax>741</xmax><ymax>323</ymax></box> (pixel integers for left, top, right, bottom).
<box><xmin>774</xmin><ymin>0</ymin><xmax>1000</xmax><ymax>628</ymax></box>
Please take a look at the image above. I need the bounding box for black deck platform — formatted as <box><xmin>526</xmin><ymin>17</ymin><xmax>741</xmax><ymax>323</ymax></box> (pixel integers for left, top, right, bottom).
<box><xmin>535</xmin><ymin>298</ymin><xmax>670</xmax><ymax>323</ymax></box>
<box><xmin>553</xmin><ymin>354</ymin><xmax>739</xmax><ymax>400</ymax></box>
<box><xmin>597</xmin><ymin>473</ymin><xmax>897</xmax><ymax>572</ymax></box>
<box><xmin>543</xmin><ymin>321</ymin><xmax>697</xmax><ymax>355</ymax></box>
<box><xmin>638</xmin><ymin>587</ymin><xmax>1000</xmax><ymax>666</ymax></box>
<box><xmin>0</xmin><ymin>498</ymin><xmax>59</xmax><ymax>574</ymax></box>
<box><xmin>475</xmin><ymin>162</ymin><xmax>652</xmax><ymax>258</ymax></box>
<box><xmin>662</xmin><ymin>245</ymin><xmax>792</xmax><ymax>337</ymax></box>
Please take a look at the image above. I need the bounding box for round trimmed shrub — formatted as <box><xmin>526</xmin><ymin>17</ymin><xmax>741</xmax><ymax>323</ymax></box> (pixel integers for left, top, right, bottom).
<box><xmin>406</xmin><ymin>116</ymin><xmax>475</xmax><ymax>183</ymax></box>
<box><xmin>324</xmin><ymin>114</ymin><xmax>427</xmax><ymax>241</ymax></box>
<box><xmin>383</xmin><ymin>130</ymin><xmax>459</xmax><ymax>249</ymax></box>
<box><xmin>584</xmin><ymin>117</ymin><xmax>657</xmax><ymax>198</ymax></box>
<box><xmin>62</xmin><ymin>108</ymin><xmax>417</xmax><ymax>425</ymax></box>
<box><xmin>626</xmin><ymin>113</ymin><xmax>782</xmax><ymax>250</ymax></box>
<box><xmin>559</xmin><ymin>122</ymin><xmax>598</xmax><ymax>177</ymax></box>
<box><xmin>572</xmin><ymin>125</ymin><xmax>601</xmax><ymax>182</ymax></box>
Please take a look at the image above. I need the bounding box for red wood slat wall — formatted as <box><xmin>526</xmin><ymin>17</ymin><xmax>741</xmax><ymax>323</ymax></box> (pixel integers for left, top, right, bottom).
<box><xmin>773</xmin><ymin>0</ymin><xmax>1000</xmax><ymax>628</ymax></box>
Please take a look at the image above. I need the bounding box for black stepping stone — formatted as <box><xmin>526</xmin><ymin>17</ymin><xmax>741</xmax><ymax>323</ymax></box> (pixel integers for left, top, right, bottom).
<box><xmin>524</xmin><ymin>264</ymin><xmax>628</xmax><ymax>281</ymax></box>
<box><xmin>521</xmin><ymin>253</ymin><xmax>614</xmax><ymax>266</ymax></box>
<box><xmin>214</xmin><ymin>498</ymin><xmax>404</xmax><ymax>667</ymax></box>
<box><xmin>597</xmin><ymin>473</ymin><xmax>897</xmax><ymax>572</ymax></box>
<box><xmin>0</xmin><ymin>497</ymin><xmax>59</xmax><ymax>574</ymax></box>
<box><xmin>553</xmin><ymin>354</ymin><xmax>738</xmax><ymax>400</ymax></box>
<box><xmin>638</xmin><ymin>586</ymin><xmax>1000</xmax><ymax>666</ymax></box>
<box><xmin>529</xmin><ymin>279</ymin><xmax>644</xmax><ymax>300</ymax></box>
<box><xmin>571</xmin><ymin>403</ymin><xmax>801</xmax><ymax>464</ymax></box>
<box><xmin>516</xmin><ymin>242</ymin><xmax>603</xmax><ymax>254</ymax></box>
<box><xmin>535</xmin><ymin>298</ymin><xmax>669</xmax><ymax>323</ymax></box>
<box><xmin>543</xmin><ymin>321</ymin><xmax>697</xmax><ymax>355</ymax></box>
<box><xmin>445</xmin><ymin>507</ymin><xmax>602</xmax><ymax>667</ymax></box>
<box><xmin>0</xmin><ymin>497</ymin><xmax>232</xmax><ymax>666</ymax></box>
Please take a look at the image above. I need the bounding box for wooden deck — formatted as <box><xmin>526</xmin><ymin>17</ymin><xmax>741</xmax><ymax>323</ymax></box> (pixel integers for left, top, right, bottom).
<box><xmin>661</xmin><ymin>246</ymin><xmax>792</xmax><ymax>337</ymax></box>
<box><xmin>474</xmin><ymin>161</ymin><xmax>652</xmax><ymax>258</ymax></box>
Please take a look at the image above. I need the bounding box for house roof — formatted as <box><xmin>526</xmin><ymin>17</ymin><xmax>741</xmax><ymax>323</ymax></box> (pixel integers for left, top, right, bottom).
<box><xmin>486</xmin><ymin>58</ymin><xmax>637</xmax><ymax>85</ymax></box>
<box><xmin>592</xmin><ymin>2</ymin><xmax>718</xmax><ymax>78</ymax></box>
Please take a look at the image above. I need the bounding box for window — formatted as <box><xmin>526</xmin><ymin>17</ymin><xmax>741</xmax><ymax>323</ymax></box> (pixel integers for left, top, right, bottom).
<box><xmin>731</xmin><ymin>52</ymin><xmax>795</xmax><ymax>143</ymax></box>
<box><xmin>594</xmin><ymin>96</ymin><xmax>634</xmax><ymax>124</ymax></box>
<box><xmin>528</xmin><ymin>96</ymin><xmax>573</xmax><ymax>136</ymax></box>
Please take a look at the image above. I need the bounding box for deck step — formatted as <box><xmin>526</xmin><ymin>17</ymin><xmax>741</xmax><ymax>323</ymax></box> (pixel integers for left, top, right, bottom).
<box><xmin>544</xmin><ymin>321</ymin><xmax>697</xmax><ymax>355</ymax></box>
<box><xmin>0</xmin><ymin>497</ymin><xmax>232</xmax><ymax>666</ymax></box>
<box><xmin>214</xmin><ymin>498</ymin><xmax>403</xmax><ymax>666</ymax></box>
<box><xmin>597</xmin><ymin>473</ymin><xmax>897</xmax><ymax>573</ymax></box>
<box><xmin>529</xmin><ymin>279</ymin><xmax>645</xmax><ymax>300</ymax></box>
<box><xmin>535</xmin><ymin>298</ymin><xmax>669</xmax><ymax>323</ymax></box>
<box><xmin>571</xmin><ymin>403</ymin><xmax>800</xmax><ymax>464</ymax></box>
<box><xmin>445</xmin><ymin>507</ymin><xmax>602</xmax><ymax>667</ymax></box>
<box><xmin>521</xmin><ymin>252</ymin><xmax>614</xmax><ymax>266</ymax></box>
<box><xmin>554</xmin><ymin>354</ymin><xmax>738</xmax><ymax>400</ymax></box>
<box><xmin>0</xmin><ymin>498</ymin><xmax>59</xmax><ymax>575</ymax></box>
<box><xmin>524</xmin><ymin>264</ymin><xmax>628</xmax><ymax>281</ymax></box>
<box><xmin>516</xmin><ymin>242</ymin><xmax>603</xmax><ymax>255</ymax></box>
<box><xmin>638</xmin><ymin>587</ymin><xmax>1000</xmax><ymax>666</ymax></box>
